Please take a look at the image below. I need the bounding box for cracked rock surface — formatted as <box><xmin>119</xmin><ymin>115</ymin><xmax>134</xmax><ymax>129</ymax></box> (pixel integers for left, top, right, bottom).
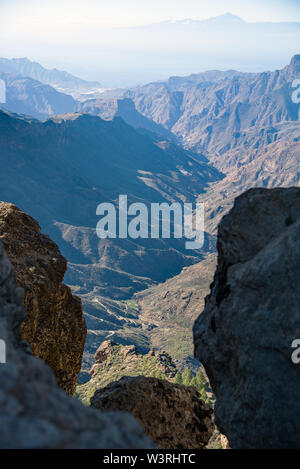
<box><xmin>0</xmin><ymin>202</ymin><xmax>86</xmax><ymax>394</ymax></box>
<box><xmin>0</xmin><ymin>240</ymin><xmax>154</xmax><ymax>449</ymax></box>
<box><xmin>194</xmin><ymin>188</ymin><xmax>300</xmax><ymax>449</ymax></box>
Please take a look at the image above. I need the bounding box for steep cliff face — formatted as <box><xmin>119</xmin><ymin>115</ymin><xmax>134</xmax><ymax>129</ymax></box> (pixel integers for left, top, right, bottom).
<box><xmin>79</xmin><ymin>97</ymin><xmax>176</xmax><ymax>140</ymax></box>
<box><xmin>112</xmin><ymin>55</ymin><xmax>300</xmax><ymax>158</ymax></box>
<box><xmin>0</xmin><ymin>240</ymin><xmax>153</xmax><ymax>448</ymax></box>
<box><xmin>0</xmin><ymin>202</ymin><xmax>86</xmax><ymax>394</ymax></box>
<box><xmin>91</xmin><ymin>376</ymin><xmax>214</xmax><ymax>450</ymax></box>
<box><xmin>194</xmin><ymin>188</ymin><xmax>300</xmax><ymax>448</ymax></box>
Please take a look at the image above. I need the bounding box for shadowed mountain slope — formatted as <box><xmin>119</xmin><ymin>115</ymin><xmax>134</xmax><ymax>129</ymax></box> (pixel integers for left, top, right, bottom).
<box><xmin>0</xmin><ymin>109</ymin><xmax>221</xmax><ymax>300</ymax></box>
<box><xmin>79</xmin><ymin>97</ymin><xmax>177</xmax><ymax>141</ymax></box>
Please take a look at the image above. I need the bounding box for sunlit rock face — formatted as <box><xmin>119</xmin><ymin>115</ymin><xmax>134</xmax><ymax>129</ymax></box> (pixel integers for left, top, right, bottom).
<box><xmin>0</xmin><ymin>202</ymin><xmax>86</xmax><ymax>395</ymax></box>
<box><xmin>0</xmin><ymin>239</ymin><xmax>154</xmax><ymax>449</ymax></box>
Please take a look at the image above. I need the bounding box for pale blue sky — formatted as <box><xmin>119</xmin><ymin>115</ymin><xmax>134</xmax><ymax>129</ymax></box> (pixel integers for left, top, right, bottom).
<box><xmin>0</xmin><ymin>0</ymin><xmax>299</xmax><ymax>86</ymax></box>
<box><xmin>1</xmin><ymin>0</ymin><xmax>300</xmax><ymax>30</ymax></box>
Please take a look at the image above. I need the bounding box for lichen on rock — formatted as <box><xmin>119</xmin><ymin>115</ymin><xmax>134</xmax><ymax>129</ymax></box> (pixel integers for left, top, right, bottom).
<box><xmin>0</xmin><ymin>240</ymin><xmax>154</xmax><ymax>449</ymax></box>
<box><xmin>0</xmin><ymin>202</ymin><xmax>86</xmax><ymax>394</ymax></box>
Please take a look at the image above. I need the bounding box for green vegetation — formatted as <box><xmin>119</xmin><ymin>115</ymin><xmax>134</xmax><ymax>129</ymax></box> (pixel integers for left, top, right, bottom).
<box><xmin>124</xmin><ymin>300</ymin><xmax>138</xmax><ymax>310</ymax></box>
<box><xmin>153</xmin><ymin>328</ymin><xmax>194</xmax><ymax>361</ymax></box>
<box><xmin>76</xmin><ymin>344</ymin><xmax>176</xmax><ymax>405</ymax></box>
<box><xmin>176</xmin><ymin>367</ymin><xmax>213</xmax><ymax>406</ymax></box>
<box><xmin>174</xmin><ymin>371</ymin><xmax>183</xmax><ymax>385</ymax></box>
<box><xmin>182</xmin><ymin>367</ymin><xmax>193</xmax><ymax>386</ymax></box>
<box><xmin>76</xmin><ymin>341</ymin><xmax>213</xmax><ymax>407</ymax></box>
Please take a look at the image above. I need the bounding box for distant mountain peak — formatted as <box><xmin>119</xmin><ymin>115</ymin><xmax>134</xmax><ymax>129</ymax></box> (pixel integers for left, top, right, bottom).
<box><xmin>206</xmin><ymin>13</ymin><xmax>245</xmax><ymax>23</ymax></box>
<box><xmin>165</xmin><ymin>13</ymin><xmax>245</xmax><ymax>26</ymax></box>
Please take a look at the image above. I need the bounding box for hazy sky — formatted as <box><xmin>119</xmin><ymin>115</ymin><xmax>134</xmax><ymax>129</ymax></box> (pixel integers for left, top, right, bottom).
<box><xmin>0</xmin><ymin>0</ymin><xmax>299</xmax><ymax>86</ymax></box>
<box><xmin>1</xmin><ymin>0</ymin><xmax>300</xmax><ymax>28</ymax></box>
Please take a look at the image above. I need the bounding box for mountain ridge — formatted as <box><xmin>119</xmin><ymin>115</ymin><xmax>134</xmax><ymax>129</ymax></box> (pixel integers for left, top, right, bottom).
<box><xmin>131</xmin><ymin>14</ymin><xmax>300</xmax><ymax>32</ymax></box>
<box><xmin>0</xmin><ymin>57</ymin><xmax>102</xmax><ymax>96</ymax></box>
<box><xmin>101</xmin><ymin>55</ymin><xmax>300</xmax><ymax>173</ymax></box>
<box><xmin>0</xmin><ymin>72</ymin><xmax>77</xmax><ymax>119</ymax></box>
<box><xmin>0</xmin><ymin>108</ymin><xmax>221</xmax><ymax>299</ymax></box>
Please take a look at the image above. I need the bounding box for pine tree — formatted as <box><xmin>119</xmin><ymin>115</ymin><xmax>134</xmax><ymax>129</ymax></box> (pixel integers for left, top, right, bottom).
<box><xmin>182</xmin><ymin>367</ymin><xmax>193</xmax><ymax>386</ymax></box>
<box><xmin>195</xmin><ymin>368</ymin><xmax>206</xmax><ymax>388</ymax></box>
<box><xmin>174</xmin><ymin>371</ymin><xmax>183</xmax><ymax>385</ymax></box>
<box><xmin>190</xmin><ymin>377</ymin><xmax>198</xmax><ymax>389</ymax></box>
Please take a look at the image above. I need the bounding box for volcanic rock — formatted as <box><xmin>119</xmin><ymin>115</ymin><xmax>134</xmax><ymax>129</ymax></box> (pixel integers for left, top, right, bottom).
<box><xmin>194</xmin><ymin>187</ymin><xmax>300</xmax><ymax>448</ymax></box>
<box><xmin>0</xmin><ymin>202</ymin><xmax>86</xmax><ymax>394</ymax></box>
<box><xmin>0</xmin><ymin>240</ymin><xmax>154</xmax><ymax>448</ymax></box>
<box><xmin>77</xmin><ymin>341</ymin><xmax>178</xmax><ymax>405</ymax></box>
<box><xmin>91</xmin><ymin>375</ymin><xmax>214</xmax><ymax>449</ymax></box>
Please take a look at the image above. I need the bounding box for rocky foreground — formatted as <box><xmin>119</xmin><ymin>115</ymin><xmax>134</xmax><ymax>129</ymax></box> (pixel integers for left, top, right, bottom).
<box><xmin>0</xmin><ymin>205</ymin><xmax>214</xmax><ymax>449</ymax></box>
<box><xmin>0</xmin><ymin>239</ymin><xmax>154</xmax><ymax>448</ymax></box>
<box><xmin>91</xmin><ymin>376</ymin><xmax>214</xmax><ymax>449</ymax></box>
<box><xmin>76</xmin><ymin>340</ymin><xmax>178</xmax><ymax>405</ymax></box>
<box><xmin>0</xmin><ymin>202</ymin><xmax>86</xmax><ymax>395</ymax></box>
<box><xmin>1</xmin><ymin>187</ymin><xmax>299</xmax><ymax>448</ymax></box>
<box><xmin>194</xmin><ymin>187</ymin><xmax>300</xmax><ymax>449</ymax></box>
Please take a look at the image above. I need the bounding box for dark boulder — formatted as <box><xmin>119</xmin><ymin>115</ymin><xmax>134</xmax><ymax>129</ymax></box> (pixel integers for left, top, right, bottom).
<box><xmin>194</xmin><ymin>188</ymin><xmax>300</xmax><ymax>448</ymax></box>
